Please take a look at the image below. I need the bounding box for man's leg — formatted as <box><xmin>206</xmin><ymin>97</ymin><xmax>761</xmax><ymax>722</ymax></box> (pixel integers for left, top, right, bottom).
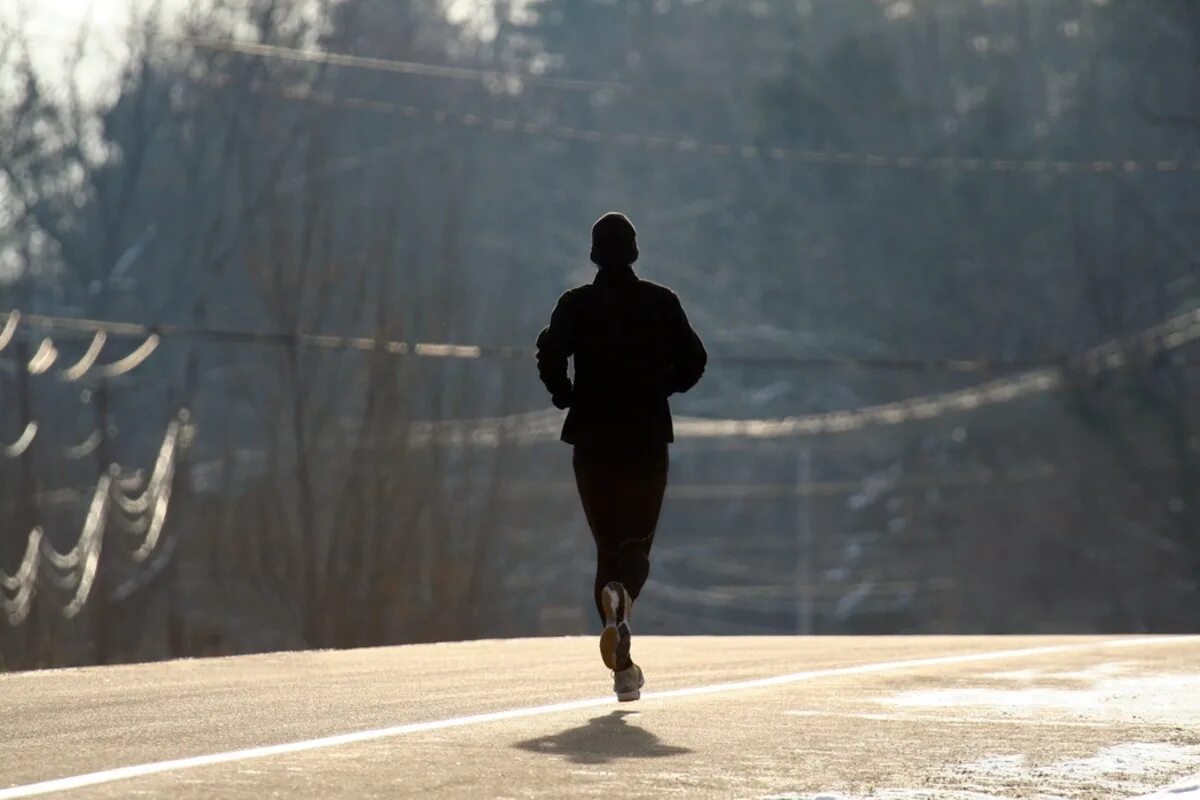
<box><xmin>573</xmin><ymin>442</ymin><xmax>642</xmax><ymax>677</ymax></box>
<box><xmin>604</xmin><ymin>441</ymin><xmax>665</xmax><ymax>701</ymax></box>
<box><xmin>573</xmin><ymin>444</ymin><xmax>621</xmax><ymax>625</ymax></box>
<box><xmin>615</xmin><ymin>441</ymin><xmax>669</xmax><ymax>604</ymax></box>
<box><xmin>593</xmin><ymin>551</ymin><xmax>620</xmax><ymax>625</ymax></box>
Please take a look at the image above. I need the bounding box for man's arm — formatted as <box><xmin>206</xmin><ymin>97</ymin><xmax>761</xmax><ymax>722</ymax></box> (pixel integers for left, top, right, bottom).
<box><xmin>535</xmin><ymin>292</ymin><xmax>575</xmax><ymax>409</ymax></box>
<box><xmin>668</xmin><ymin>293</ymin><xmax>707</xmax><ymax>394</ymax></box>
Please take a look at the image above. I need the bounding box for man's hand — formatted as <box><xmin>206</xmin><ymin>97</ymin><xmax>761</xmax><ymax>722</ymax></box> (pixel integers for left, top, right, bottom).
<box><xmin>536</xmin><ymin>291</ymin><xmax>576</xmax><ymax>405</ymax></box>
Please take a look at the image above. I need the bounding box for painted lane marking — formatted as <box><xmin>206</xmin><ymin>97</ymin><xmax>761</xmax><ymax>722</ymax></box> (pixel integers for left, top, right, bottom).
<box><xmin>2</xmin><ymin>636</ymin><xmax>1199</xmax><ymax>798</ymax></box>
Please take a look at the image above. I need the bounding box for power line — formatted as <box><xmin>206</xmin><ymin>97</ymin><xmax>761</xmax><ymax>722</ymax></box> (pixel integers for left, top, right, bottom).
<box><xmin>64</xmin><ymin>431</ymin><xmax>103</xmax><ymax>460</ymax></box>
<box><xmin>228</xmin><ymin>78</ymin><xmax>1200</xmax><ymax>176</ymax></box>
<box><xmin>506</xmin><ymin>465</ymin><xmax>1058</xmax><ymax>500</ymax></box>
<box><xmin>408</xmin><ymin>305</ymin><xmax>1200</xmax><ymax>446</ymax></box>
<box><xmin>3</xmin><ymin>304</ymin><xmax>1195</xmax><ymax>460</ymax></box>
<box><xmin>668</xmin><ymin>305</ymin><xmax>1200</xmax><ymax>438</ymax></box>
<box><xmin>189</xmin><ymin>37</ymin><xmax>643</xmax><ymax>95</ymax></box>
<box><xmin>24</xmin><ymin>30</ymin><xmax>1200</xmax><ymax>175</ymax></box>
<box><xmin>0</xmin><ymin>415</ymin><xmax>189</xmax><ymax>626</ymax></box>
<box><xmin>61</xmin><ymin>331</ymin><xmax>106</xmax><ymax>382</ymax></box>
<box><xmin>2</xmin><ymin>422</ymin><xmax>37</xmax><ymax>458</ymax></box>
<box><xmin>0</xmin><ymin>308</ymin><xmax>1065</xmax><ymax>371</ymax></box>
<box><xmin>5</xmin><ymin>305</ymin><xmax>1196</xmax><ymax>462</ymax></box>
<box><xmin>0</xmin><ymin>311</ymin><xmax>224</xmax><ymax>382</ymax></box>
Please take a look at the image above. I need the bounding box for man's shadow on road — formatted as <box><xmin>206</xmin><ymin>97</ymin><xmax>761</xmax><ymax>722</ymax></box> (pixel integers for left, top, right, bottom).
<box><xmin>515</xmin><ymin>710</ymin><xmax>692</xmax><ymax>764</ymax></box>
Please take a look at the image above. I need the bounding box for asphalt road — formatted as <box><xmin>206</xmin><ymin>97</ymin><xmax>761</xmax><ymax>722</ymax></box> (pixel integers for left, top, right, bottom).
<box><xmin>3</xmin><ymin>635</ymin><xmax>1200</xmax><ymax>799</ymax></box>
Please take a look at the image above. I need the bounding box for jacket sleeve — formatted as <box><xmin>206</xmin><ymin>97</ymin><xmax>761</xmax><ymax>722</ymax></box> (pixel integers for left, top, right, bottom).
<box><xmin>668</xmin><ymin>293</ymin><xmax>707</xmax><ymax>395</ymax></box>
<box><xmin>535</xmin><ymin>292</ymin><xmax>575</xmax><ymax>409</ymax></box>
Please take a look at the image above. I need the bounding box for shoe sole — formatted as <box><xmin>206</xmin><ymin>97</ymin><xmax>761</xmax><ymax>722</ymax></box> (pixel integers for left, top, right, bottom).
<box><xmin>600</xmin><ymin>625</ymin><xmax>619</xmax><ymax>670</ymax></box>
<box><xmin>616</xmin><ymin>668</ymin><xmax>645</xmax><ymax>702</ymax></box>
<box><xmin>599</xmin><ymin>583</ymin><xmax>631</xmax><ymax>670</ymax></box>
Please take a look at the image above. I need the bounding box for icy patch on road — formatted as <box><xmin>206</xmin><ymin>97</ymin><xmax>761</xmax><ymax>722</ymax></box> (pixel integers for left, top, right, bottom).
<box><xmin>762</xmin><ymin>791</ymin><xmax>1017</xmax><ymax>799</ymax></box>
<box><xmin>947</xmin><ymin>743</ymin><xmax>1200</xmax><ymax>797</ymax></box>
<box><xmin>981</xmin><ymin>661</ymin><xmax>1128</xmax><ymax>682</ymax></box>
<box><xmin>882</xmin><ymin>663</ymin><xmax>1200</xmax><ymax>726</ymax></box>
<box><xmin>767</xmin><ymin>661</ymin><xmax>1200</xmax><ymax>800</ymax></box>
<box><xmin>759</xmin><ymin>744</ymin><xmax>1200</xmax><ymax>800</ymax></box>
<box><xmin>1133</xmin><ymin>771</ymin><xmax>1200</xmax><ymax>799</ymax></box>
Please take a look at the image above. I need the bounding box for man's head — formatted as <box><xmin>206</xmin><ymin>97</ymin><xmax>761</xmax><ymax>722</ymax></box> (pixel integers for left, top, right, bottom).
<box><xmin>590</xmin><ymin>212</ymin><xmax>638</xmax><ymax>269</ymax></box>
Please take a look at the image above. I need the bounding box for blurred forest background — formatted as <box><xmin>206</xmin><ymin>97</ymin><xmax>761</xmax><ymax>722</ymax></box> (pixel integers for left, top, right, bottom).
<box><xmin>1</xmin><ymin>0</ymin><xmax>1198</xmax><ymax>670</ymax></box>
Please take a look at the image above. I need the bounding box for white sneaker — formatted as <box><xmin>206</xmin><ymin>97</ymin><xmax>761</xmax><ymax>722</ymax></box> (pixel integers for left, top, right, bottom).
<box><xmin>613</xmin><ymin>663</ymin><xmax>644</xmax><ymax>702</ymax></box>
<box><xmin>599</xmin><ymin>581</ymin><xmax>632</xmax><ymax>670</ymax></box>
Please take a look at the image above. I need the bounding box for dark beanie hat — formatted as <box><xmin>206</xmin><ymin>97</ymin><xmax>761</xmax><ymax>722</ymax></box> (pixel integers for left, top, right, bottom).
<box><xmin>590</xmin><ymin>212</ymin><xmax>638</xmax><ymax>268</ymax></box>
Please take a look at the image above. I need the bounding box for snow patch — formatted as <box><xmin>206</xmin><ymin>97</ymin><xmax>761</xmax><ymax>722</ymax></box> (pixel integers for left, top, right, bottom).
<box><xmin>767</xmin><ymin>661</ymin><xmax>1200</xmax><ymax>800</ymax></box>
<box><xmin>946</xmin><ymin>743</ymin><xmax>1200</xmax><ymax>798</ymax></box>
<box><xmin>761</xmin><ymin>791</ymin><xmax>1011</xmax><ymax>799</ymax></box>
<box><xmin>1133</xmin><ymin>771</ymin><xmax>1200</xmax><ymax>799</ymax></box>
<box><xmin>759</xmin><ymin>745</ymin><xmax>1200</xmax><ymax>800</ymax></box>
<box><xmin>882</xmin><ymin>664</ymin><xmax>1200</xmax><ymax>726</ymax></box>
<box><xmin>981</xmin><ymin>661</ymin><xmax>1127</xmax><ymax>682</ymax></box>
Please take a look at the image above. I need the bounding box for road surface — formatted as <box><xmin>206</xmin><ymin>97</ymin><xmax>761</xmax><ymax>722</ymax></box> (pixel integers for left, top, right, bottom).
<box><xmin>3</xmin><ymin>635</ymin><xmax>1200</xmax><ymax>798</ymax></box>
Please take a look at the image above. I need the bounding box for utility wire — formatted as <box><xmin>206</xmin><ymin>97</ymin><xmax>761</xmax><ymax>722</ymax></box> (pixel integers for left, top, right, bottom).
<box><xmin>0</xmin><ymin>308</ymin><xmax>1080</xmax><ymax>372</ymax></box>
<box><xmin>190</xmin><ymin>37</ymin><xmax>647</xmax><ymax>95</ymax></box>
<box><xmin>506</xmin><ymin>465</ymin><xmax>1058</xmax><ymax>500</ymax></box>
<box><xmin>218</xmin><ymin>76</ymin><xmax>1200</xmax><ymax>176</ymax></box>
<box><xmin>405</xmin><ymin>305</ymin><xmax>1200</xmax><ymax>446</ymax></box>
<box><xmin>0</xmin><ymin>415</ymin><xmax>189</xmax><ymax>626</ymax></box>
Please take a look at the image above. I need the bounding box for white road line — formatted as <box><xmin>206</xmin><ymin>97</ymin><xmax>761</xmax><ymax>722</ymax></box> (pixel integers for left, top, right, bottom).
<box><xmin>2</xmin><ymin>636</ymin><xmax>1198</xmax><ymax>798</ymax></box>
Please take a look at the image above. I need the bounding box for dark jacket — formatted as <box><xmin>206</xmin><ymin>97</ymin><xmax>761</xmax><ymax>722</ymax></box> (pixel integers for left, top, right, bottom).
<box><xmin>535</xmin><ymin>265</ymin><xmax>707</xmax><ymax>444</ymax></box>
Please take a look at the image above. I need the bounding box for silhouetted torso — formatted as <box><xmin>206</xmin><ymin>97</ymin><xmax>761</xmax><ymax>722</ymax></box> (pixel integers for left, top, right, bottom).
<box><xmin>536</xmin><ymin>264</ymin><xmax>707</xmax><ymax>445</ymax></box>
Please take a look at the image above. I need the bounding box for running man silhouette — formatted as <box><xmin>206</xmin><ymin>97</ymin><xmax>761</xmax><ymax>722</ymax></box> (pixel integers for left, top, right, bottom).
<box><xmin>536</xmin><ymin>212</ymin><xmax>707</xmax><ymax>701</ymax></box>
